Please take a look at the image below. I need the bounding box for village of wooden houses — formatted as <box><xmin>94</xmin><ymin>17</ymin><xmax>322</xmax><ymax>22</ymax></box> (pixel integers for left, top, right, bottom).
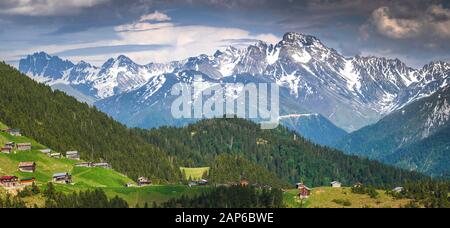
<box><xmin>0</xmin><ymin>127</ymin><xmax>154</xmax><ymax>195</ymax></box>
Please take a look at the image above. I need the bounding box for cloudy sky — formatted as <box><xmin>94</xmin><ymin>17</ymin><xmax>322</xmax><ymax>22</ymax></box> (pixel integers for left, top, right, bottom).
<box><xmin>0</xmin><ymin>0</ymin><xmax>449</xmax><ymax>68</ymax></box>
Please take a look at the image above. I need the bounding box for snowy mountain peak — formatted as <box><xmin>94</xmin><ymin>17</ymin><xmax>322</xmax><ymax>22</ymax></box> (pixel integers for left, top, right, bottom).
<box><xmin>19</xmin><ymin>52</ymin><xmax>75</xmax><ymax>83</ymax></box>
<box><xmin>421</xmin><ymin>61</ymin><xmax>450</xmax><ymax>76</ymax></box>
<box><xmin>281</xmin><ymin>32</ymin><xmax>320</xmax><ymax>47</ymax></box>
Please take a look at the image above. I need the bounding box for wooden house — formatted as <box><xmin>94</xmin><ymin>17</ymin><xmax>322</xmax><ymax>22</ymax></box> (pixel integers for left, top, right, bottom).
<box><xmin>1</xmin><ymin>147</ymin><xmax>12</xmax><ymax>154</ymax></box>
<box><xmin>65</xmin><ymin>151</ymin><xmax>80</xmax><ymax>160</ymax></box>
<box><xmin>49</xmin><ymin>153</ymin><xmax>62</xmax><ymax>159</ymax></box>
<box><xmin>331</xmin><ymin>181</ymin><xmax>342</xmax><ymax>188</ymax></box>
<box><xmin>393</xmin><ymin>187</ymin><xmax>404</xmax><ymax>193</ymax></box>
<box><xmin>240</xmin><ymin>178</ymin><xmax>250</xmax><ymax>187</ymax></box>
<box><xmin>125</xmin><ymin>183</ymin><xmax>134</xmax><ymax>188</ymax></box>
<box><xmin>353</xmin><ymin>182</ymin><xmax>364</xmax><ymax>188</ymax></box>
<box><xmin>198</xmin><ymin>179</ymin><xmax>208</xmax><ymax>186</ymax></box>
<box><xmin>93</xmin><ymin>163</ymin><xmax>111</xmax><ymax>169</ymax></box>
<box><xmin>52</xmin><ymin>173</ymin><xmax>72</xmax><ymax>184</ymax></box>
<box><xmin>5</xmin><ymin>142</ymin><xmax>15</xmax><ymax>148</ymax></box>
<box><xmin>0</xmin><ymin>176</ymin><xmax>19</xmax><ymax>188</ymax></box>
<box><xmin>16</xmin><ymin>143</ymin><xmax>31</xmax><ymax>151</ymax></box>
<box><xmin>137</xmin><ymin>177</ymin><xmax>152</xmax><ymax>186</ymax></box>
<box><xmin>20</xmin><ymin>178</ymin><xmax>36</xmax><ymax>186</ymax></box>
<box><xmin>75</xmin><ymin>162</ymin><xmax>93</xmax><ymax>168</ymax></box>
<box><xmin>297</xmin><ymin>183</ymin><xmax>312</xmax><ymax>199</ymax></box>
<box><xmin>19</xmin><ymin>162</ymin><xmax>36</xmax><ymax>173</ymax></box>
<box><xmin>6</xmin><ymin>129</ymin><xmax>21</xmax><ymax>137</ymax></box>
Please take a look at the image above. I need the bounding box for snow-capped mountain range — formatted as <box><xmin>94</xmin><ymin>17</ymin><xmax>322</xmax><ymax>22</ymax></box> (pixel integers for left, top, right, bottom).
<box><xmin>19</xmin><ymin>32</ymin><xmax>450</xmax><ymax>132</ymax></box>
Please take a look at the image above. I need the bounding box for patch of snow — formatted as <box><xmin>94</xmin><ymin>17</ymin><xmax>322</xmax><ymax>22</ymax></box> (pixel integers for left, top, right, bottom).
<box><xmin>141</xmin><ymin>75</ymin><xmax>167</xmax><ymax>102</ymax></box>
<box><xmin>267</xmin><ymin>47</ymin><xmax>280</xmax><ymax>65</ymax></box>
<box><xmin>291</xmin><ymin>51</ymin><xmax>311</xmax><ymax>63</ymax></box>
<box><xmin>276</xmin><ymin>71</ymin><xmax>301</xmax><ymax>97</ymax></box>
<box><xmin>340</xmin><ymin>60</ymin><xmax>361</xmax><ymax>93</ymax></box>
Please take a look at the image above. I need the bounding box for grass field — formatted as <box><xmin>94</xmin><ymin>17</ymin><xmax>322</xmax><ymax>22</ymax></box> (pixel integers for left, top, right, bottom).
<box><xmin>284</xmin><ymin>187</ymin><xmax>412</xmax><ymax>208</ymax></box>
<box><xmin>180</xmin><ymin>167</ymin><xmax>210</xmax><ymax>180</ymax></box>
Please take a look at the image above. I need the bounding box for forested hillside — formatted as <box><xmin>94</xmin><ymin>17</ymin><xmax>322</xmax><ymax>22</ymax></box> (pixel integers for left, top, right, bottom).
<box><xmin>0</xmin><ymin>62</ymin><xmax>180</xmax><ymax>182</ymax></box>
<box><xmin>141</xmin><ymin>118</ymin><xmax>427</xmax><ymax>187</ymax></box>
<box><xmin>336</xmin><ymin>85</ymin><xmax>450</xmax><ymax>177</ymax></box>
<box><xmin>383</xmin><ymin>125</ymin><xmax>450</xmax><ymax>177</ymax></box>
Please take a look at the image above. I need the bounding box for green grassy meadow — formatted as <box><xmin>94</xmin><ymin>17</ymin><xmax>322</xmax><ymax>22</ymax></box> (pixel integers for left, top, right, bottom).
<box><xmin>180</xmin><ymin>167</ymin><xmax>210</xmax><ymax>180</ymax></box>
<box><xmin>283</xmin><ymin>187</ymin><xmax>412</xmax><ymax>208</ymax></box>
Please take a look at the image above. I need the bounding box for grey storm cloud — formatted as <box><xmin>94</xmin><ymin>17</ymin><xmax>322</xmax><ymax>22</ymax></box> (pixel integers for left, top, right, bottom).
<box><xmin>0</xmin><ymin>0</ymin><xmax>111</xmax><ymax>16</ymax></box>
<box><xmin>0</xmin><ymin>0</ymin><xmax>449</xmax><ymax>68</ymax></box>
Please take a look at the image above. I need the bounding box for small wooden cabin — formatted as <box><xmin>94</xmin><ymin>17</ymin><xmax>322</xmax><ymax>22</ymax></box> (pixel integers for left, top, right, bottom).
<box><xmin>65</xmin><ymin>151</ymin><xmax>80</xmax><ymax>160</ymax></box>
<box><xmin>16</xmin><ymin>143</ymin><xmax>31</xmax><ymax>151</ymax></box>
<box><xmin>6</xmin><ymin>129</ymin><xmax>21</xmax><ymax>137</ymax></box>
<box><xmin>297</xmin><ymin>183</ymin><xmax>312</xmax><ymax>199</ymax></box>
<box><xmin>52</xmin><ymin>173</ymin><xmax>72</xmax><ymax>184</ymax></box>
<box><xmin>331</xmin><ymin>181</ymin><xmax>342</xmax><ymax>188</ymax></box>
<box><xmin>137</xmin><ymin>177</ymin><xmax>152</xmax><ymax>186</ymax></box>
<box><xmin>19</xmin><ymin>162</ymin><xmax>36</xmax><ymax>173</ymax></box>
<box><xmin>240</xmin><ymin>178</ymin><xmax>250</xmax><ymax>187</ymax></box>
<box><xmin>93</xmin><ymin>163</ymin><xmax>111</xmax><ymax>169</ymax></box>
<box><xmin>20</xmin><ymin>178</ymin><xmax>36</xmax><ymax>186</ymax></box>
<box><xmin>49</xmin><ymin>153</ymin><xmax>62</xmax><ymax>159</ymax></box>
<box><xmin>75</xmin><ymin>162</ymin><xmax>93</xmax><ymax>168</ymax></box>
<box><xmin>0</xmin><ymin>176</ymin><xmax>19</xmax><ymax>188</ymax></box>
<box><xmin>1</xmin><ymin>147</ymin><xmax>12</xmax><ymax>154</ymax></box>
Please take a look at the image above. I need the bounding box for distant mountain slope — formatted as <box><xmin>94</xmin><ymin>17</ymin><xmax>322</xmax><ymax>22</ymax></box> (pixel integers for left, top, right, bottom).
<box><xmin>280</xmin><ymin>114</ymin><xmax>348</xmax><ymax>147</ymax></box>
<box><xmin>336</xmin><ymin>85</ymin><xmax>450</xmax><ymax>176</ymax></box>
<box><xmin>140</xmin><ymin>118</ymin><xmax>426</xmax><ymax>187</ymax></box>
<box><xmin>383</xmin><ymin>125</ymin><xmax>450</xmax><ymax>178</ymax></box>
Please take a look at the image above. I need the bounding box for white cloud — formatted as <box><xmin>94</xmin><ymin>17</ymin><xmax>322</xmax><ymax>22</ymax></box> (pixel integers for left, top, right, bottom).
<box><xmin>115</xmin><ymin>11</ymin><xmax>174</xmax><ymax>32</ymax></box>
<box><xmin>139</xmin><ymin>11</ymin><xmax>172</xmax><ymax>22</ymax></box>
<box><xmin>0</xmin><ymin>0</ymin><xmax>110</xmax><ymax>16</ymax></box>
<box><xmin>365</xmin><ymin>4</ymin><xmax>450</xmax><ymax>39</ymax></box>
<box><xmin>7</xmin><ymin>12</ymin><xmax>280</xmax><ymax>66</ymax></box>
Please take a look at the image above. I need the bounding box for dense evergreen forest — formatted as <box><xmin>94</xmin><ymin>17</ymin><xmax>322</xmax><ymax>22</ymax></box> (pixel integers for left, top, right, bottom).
<box><xmin>0</xmin><ymin>61</ymin><xmax>428</xmax><ymax>187</ymax></box>
<box><xmin>161</xmin><ymin>186</ymin><xmax>284</xmax><ymax>208</ymax></box>
<box><xmin>390</xmin><ymin>180</ymin><xmax>450</xmax><ymax>208</ymax></box>
<box><xmin>0</xmin><ymin>183</ymin><xmax>129</xmax><ymax>208</ymax></box>
<box><xmin>141</xmin><ymin>118</ymin><xmax>427</xmax><ymax>187</ymax></box>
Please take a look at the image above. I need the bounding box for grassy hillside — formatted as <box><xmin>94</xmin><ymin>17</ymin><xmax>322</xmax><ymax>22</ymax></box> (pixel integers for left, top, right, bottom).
<box><xmin>0</xmin><ymin>122</ymin><xmax>207</xmax><ymax>207</ymax></box>
<box><xmin>0</xmin><ymin>122</ymin><xmax>134</xmax><ymax>187</ymax></box>
<box><xmin>283</xmin><ymin>187</ymin><xmax>412</xmax><ymax>208</ymax></box>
